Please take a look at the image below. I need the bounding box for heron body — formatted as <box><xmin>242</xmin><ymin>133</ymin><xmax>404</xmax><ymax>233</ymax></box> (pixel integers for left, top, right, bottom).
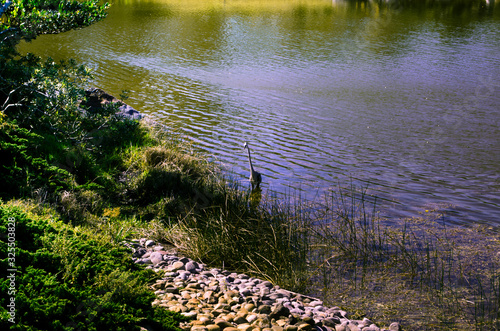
<box><xmin>244</xmin><ymin>142</ymin><xmax>262</xmax><ymax>190</ymax></box>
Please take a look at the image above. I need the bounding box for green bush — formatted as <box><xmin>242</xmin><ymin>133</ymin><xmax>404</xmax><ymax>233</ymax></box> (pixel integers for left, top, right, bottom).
<box><xmin>0</xmin><ymin>203</ymin><xmax>188</xmax><ymax>330</ymax></box>
<box><xmin>0</xmin><ymin>121</ymin><xmax>74</xmax><ymax>199</ymax></box>
<box><xmin>0</xmin><ymin>48</ymin><xmax>149</xmax><ymax>209</ymax></box>
<box><xmin>1</xmin><ymin>0</ymin><xmax>109</xmax><ymax>43</ymax></box>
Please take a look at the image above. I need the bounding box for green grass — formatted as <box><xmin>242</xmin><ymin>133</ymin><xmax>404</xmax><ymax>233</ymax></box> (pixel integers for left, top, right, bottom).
<box><xmin>0</xmin><ymin>200</ymin><xmax>189</xmax><ymax>330</ymax></box>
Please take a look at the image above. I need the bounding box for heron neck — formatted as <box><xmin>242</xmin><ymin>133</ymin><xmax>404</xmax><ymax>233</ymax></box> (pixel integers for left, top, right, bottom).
<box><xmin>246</xmin><ymin>147</ymin><xmax>255</xmax><ymax>172</ymax></box>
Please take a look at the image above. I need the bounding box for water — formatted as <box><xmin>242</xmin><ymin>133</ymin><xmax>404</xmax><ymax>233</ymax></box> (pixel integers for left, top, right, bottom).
<box><xmin>18</xmin><ymin>0</ymin><xmax>500</xmax><ymax>226</ymax></box>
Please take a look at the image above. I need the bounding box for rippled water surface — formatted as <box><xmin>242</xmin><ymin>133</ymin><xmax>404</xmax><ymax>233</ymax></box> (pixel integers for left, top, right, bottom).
<box><xmin>19</xmin><ymin>0</ymin><xmax>500</xmax><ymax>225</ymax></box>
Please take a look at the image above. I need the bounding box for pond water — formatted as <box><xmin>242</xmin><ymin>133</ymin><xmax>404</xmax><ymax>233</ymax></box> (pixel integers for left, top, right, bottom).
<box><xmin>18</xmin><ymin>0</ymin><xmax>500</xmax><ymax>226</ymax></box>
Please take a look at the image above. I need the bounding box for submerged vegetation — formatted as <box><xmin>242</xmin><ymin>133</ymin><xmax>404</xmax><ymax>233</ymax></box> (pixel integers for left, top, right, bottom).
<box><xmin>2</xmin><ymin>1</ymin><xmax>500</xmax><ymax>330</ymax></box>
<box><xmin>306</xmin><ymin>190</ymin><xmax>500</xmax><ymax>330</ymax></box>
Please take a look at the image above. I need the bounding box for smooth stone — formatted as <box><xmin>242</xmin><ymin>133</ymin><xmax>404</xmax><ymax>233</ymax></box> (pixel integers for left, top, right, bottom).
<box><xmin>214</xmin><ymin>318</ymin><xmax>234</xmax><ymax>329</ymax></box>
<box><xmin>347</xmin><ymin>324</ymin><xmax>361</xmax><ymax>331</ymax></box>
<box><xmin>313</xmin><ymin>306</ymin><xmax>326</xmax><ymax>312</ymax></box>
<box><xmin>258</xmin><ymin>305</ymin><xmax>272</xmax><ymax>315</ymax></box>
<box><xmin>244</xmin><ymin>303</ymin><xmax>255</xmax><ymax>311</ymax></box>
<box><xmin>260</xmin><ymin>281</ymin><xmax>273</xmax><ymax>288</ymax></box>
<box><xmin>186</xmin><ymin>261</ymin><xmax>199</xmax><ymax>272</ymax></box>
<box><xmin>199</xmin><ymin>316</ymin><xmax>213</xmax><ymax>325</ymax></box>
<box><xmin>193</xmin><ymin>320</ymin><xmax>209</xmax><ymax>326</ymax></box>
<box><xmin>133</xmin><ymin>247</ymin><xmax>147</xmax><ymax>257</ymax></box>
<box><xmin>137</xmin><ymin>258</ymin><xmax>152</xmax><ymax>264</ymax></box>
<box><xmin>276</xmin><ymin>320</ymin><xmax>287</xmax><ymax>327</ymax></box>
<box><xmin>153</xmin><ymin>279</ymin><xmax>167</xmax><ymax>288</ymax></box>
<box><xmin>308</xmin><ymin>300</ymin><xmax>323</xmax><ymax>308</ymax></box>
<box><xmin>180</xmin><ymin>257</ymin><xmax>191</xmax><ymax>264</ymax></box>
<box><xmin>225</xmin><ymin>290</ymin><xmax>240</xmax><ymax>299</ymax></box>
<box><xmin>246</xmin><ymin>314</ymin><xmax>258</xmax><ymax>324</ymax></box>
<box><xmin>171</xmin><ymin>305</ymin><xmax>188</xmax><ymax>313</ymax></box>
<box><xmin>187</xmin><ymin>282</ymin><xmax>202</xmax><ymax>290</ymax></box>
<box><xmin>233</xmin><ymin>316</ymin><xmax>248</xmax><ymax>325</ymax></box>
<box><xmin>170</xmin><ymin>261</ymin><xmax>185</xmax><ymax>271</ymax></box>
<box><xmin>260</xmin><ymin>287</ymin><xmax>271</xmax><ymax>296</ymax></box>
<box><xmin>240</xmin><ymin>288</ymin><xmax>252</xmax><ymax>297</ymax></box>
<box><xmin>389</xmin><ymin>322</ymin><xmax>401</xmax><ymax>331</ymax></box>
<box><xmin>164</xmin><ymin>271</ymin><xmax>179</xmax><ymax>277</ymax></box>
<box><xmin>237</xmin><ymin>324</ymin><xmax>253</xmax><ymax>331</ymax></box>
<box><xmin>298</xmin><ymin>324</ymin><xmax>312</xmax><ymax>331</ymax></box>
<box><xmin>192</xmin><ymin>327</ymin><xmax>208</xmax><ymax>331</ymax></box>
<box><xmin>276</xmin><ymin>289</ymin><xmax>292</xmax><ymax>298</ymax></box>
<box><xmin>181</xmin><ymin>311</ymin><xmax>198</xmax><ymax>318</ymax></box>
<box><xmin>165</xmin><ymin>286</ymin><xmax>179</xmax><ymax>294</ymax></box>
<box><xmin>124</xmin><ymin>239</ymin><xmax>390</xmax><ymax>331</ymax></box>
<box><xmin>199</xmin><ymin>313</ymin><xmax>215</xmax><ymax>320</ymax></box>
<box><xmin>253</xmin><ymin>317</ymin><xmax>271</xmax><ymax>329</ymax></box>
<box><xmin>178</xmin><ymin>271</ymin><xmax>191</xmax><ymax>280</ymax></box>
<box><xmin>150</xmin><ymin>251</ymin><xmax>163</xmax><ymax>264</ymax></box>
<box><xmin>323</xmin><ymin>317</ymin><xmax>341</xmax><ymax>327</ymax></box>
<box><xmin>269</xmin><ymin>304</ymin><xmax>290</xmax><ymax>320</ymax></box>
<box><xmin>236</xmin><ymin>308</ymin><xmax>248</xmax><ymax>316</ymax></box>
<box><xmin>204</xmin><ymin>290</ymin><xmax>215</xmax><ymax>301</ymax></box>
<box><xmin>214</xmin><ymin>303</ymin><xmax>231</xmax><ymax>311</ymax></box>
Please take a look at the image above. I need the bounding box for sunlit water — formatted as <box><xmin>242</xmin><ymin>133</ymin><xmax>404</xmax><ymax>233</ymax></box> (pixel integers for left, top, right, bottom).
<box><xmin>18</xmin><ymin>0</ymin><xmax>500</xmax><ymax>226</ymax></box>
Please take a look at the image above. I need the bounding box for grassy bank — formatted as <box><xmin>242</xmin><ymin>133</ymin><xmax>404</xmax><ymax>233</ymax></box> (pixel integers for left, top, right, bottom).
<box><xmin>3</xmin><ymin>112</ymin><xmax>500</xmax><ymax>329</ymax></box>
<box><xmin>1</xmin><ymin>51</ymin><xmax>500</xmax><ymax>331</ymax></box>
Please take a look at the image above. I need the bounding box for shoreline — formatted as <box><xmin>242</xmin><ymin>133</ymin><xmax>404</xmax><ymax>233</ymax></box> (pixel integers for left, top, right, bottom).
<box><xmin>124</xmin><ymin>238</ymin><xmax>401</xmax><ymax>331</ymax></box>
<box><xmin>85</xmin><ymin>88</ymin><xmax>398</xmax><ymax>330</ymax></box>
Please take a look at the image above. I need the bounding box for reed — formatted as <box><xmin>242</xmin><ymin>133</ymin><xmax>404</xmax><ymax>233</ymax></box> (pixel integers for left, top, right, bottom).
<box><xmin>301</xmin><ymin>187</ymin><xmax>500</xmax><ymax>330</ymax></box>
<box><xmin>160</xmin><ymin>186</ymin><xmax>313</xmax><ymax>292</ymax></box>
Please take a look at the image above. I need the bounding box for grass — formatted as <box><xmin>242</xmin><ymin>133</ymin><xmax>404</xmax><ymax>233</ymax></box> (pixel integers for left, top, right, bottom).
<box><xmin>301</xmin><ymin>187</ymin><xmax>500</xmax><ymax>330</ymax></box>
<box><xmin>0</xmin><ymin>200</ymin><xmax>189</xmax><ymax>330</ymax></box>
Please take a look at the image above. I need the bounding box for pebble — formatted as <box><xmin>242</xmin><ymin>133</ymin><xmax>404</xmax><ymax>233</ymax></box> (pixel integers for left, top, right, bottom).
<box><xmin>123</xmin><ymin>239</ymin><xmax>396</xmax><ymax>331</ymax></box>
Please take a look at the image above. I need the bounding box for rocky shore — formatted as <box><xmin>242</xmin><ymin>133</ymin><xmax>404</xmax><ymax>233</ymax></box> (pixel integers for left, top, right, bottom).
<box><xmin>82</xmin><ymin>88</ymin><xmax>143</xmax><ymax>120</ymax></box>
<box><xmin>123</xmin><ymin>239</ymin><xmax>401</xmax><ymax>331</ymax></box>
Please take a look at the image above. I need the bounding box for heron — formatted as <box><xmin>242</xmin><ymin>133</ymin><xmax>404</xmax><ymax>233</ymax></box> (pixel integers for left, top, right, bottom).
<box><xmin>243</xmin><ymin>142</ymin><xmax>262</xmax><ymax>190</ymax></box>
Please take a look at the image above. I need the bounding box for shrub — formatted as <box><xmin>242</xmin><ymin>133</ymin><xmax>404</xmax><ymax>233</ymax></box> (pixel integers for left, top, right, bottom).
<box><xmin>0</xmin><ymin>203</ymin><xmax>188</xmax><ymax>330</ymax></box>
